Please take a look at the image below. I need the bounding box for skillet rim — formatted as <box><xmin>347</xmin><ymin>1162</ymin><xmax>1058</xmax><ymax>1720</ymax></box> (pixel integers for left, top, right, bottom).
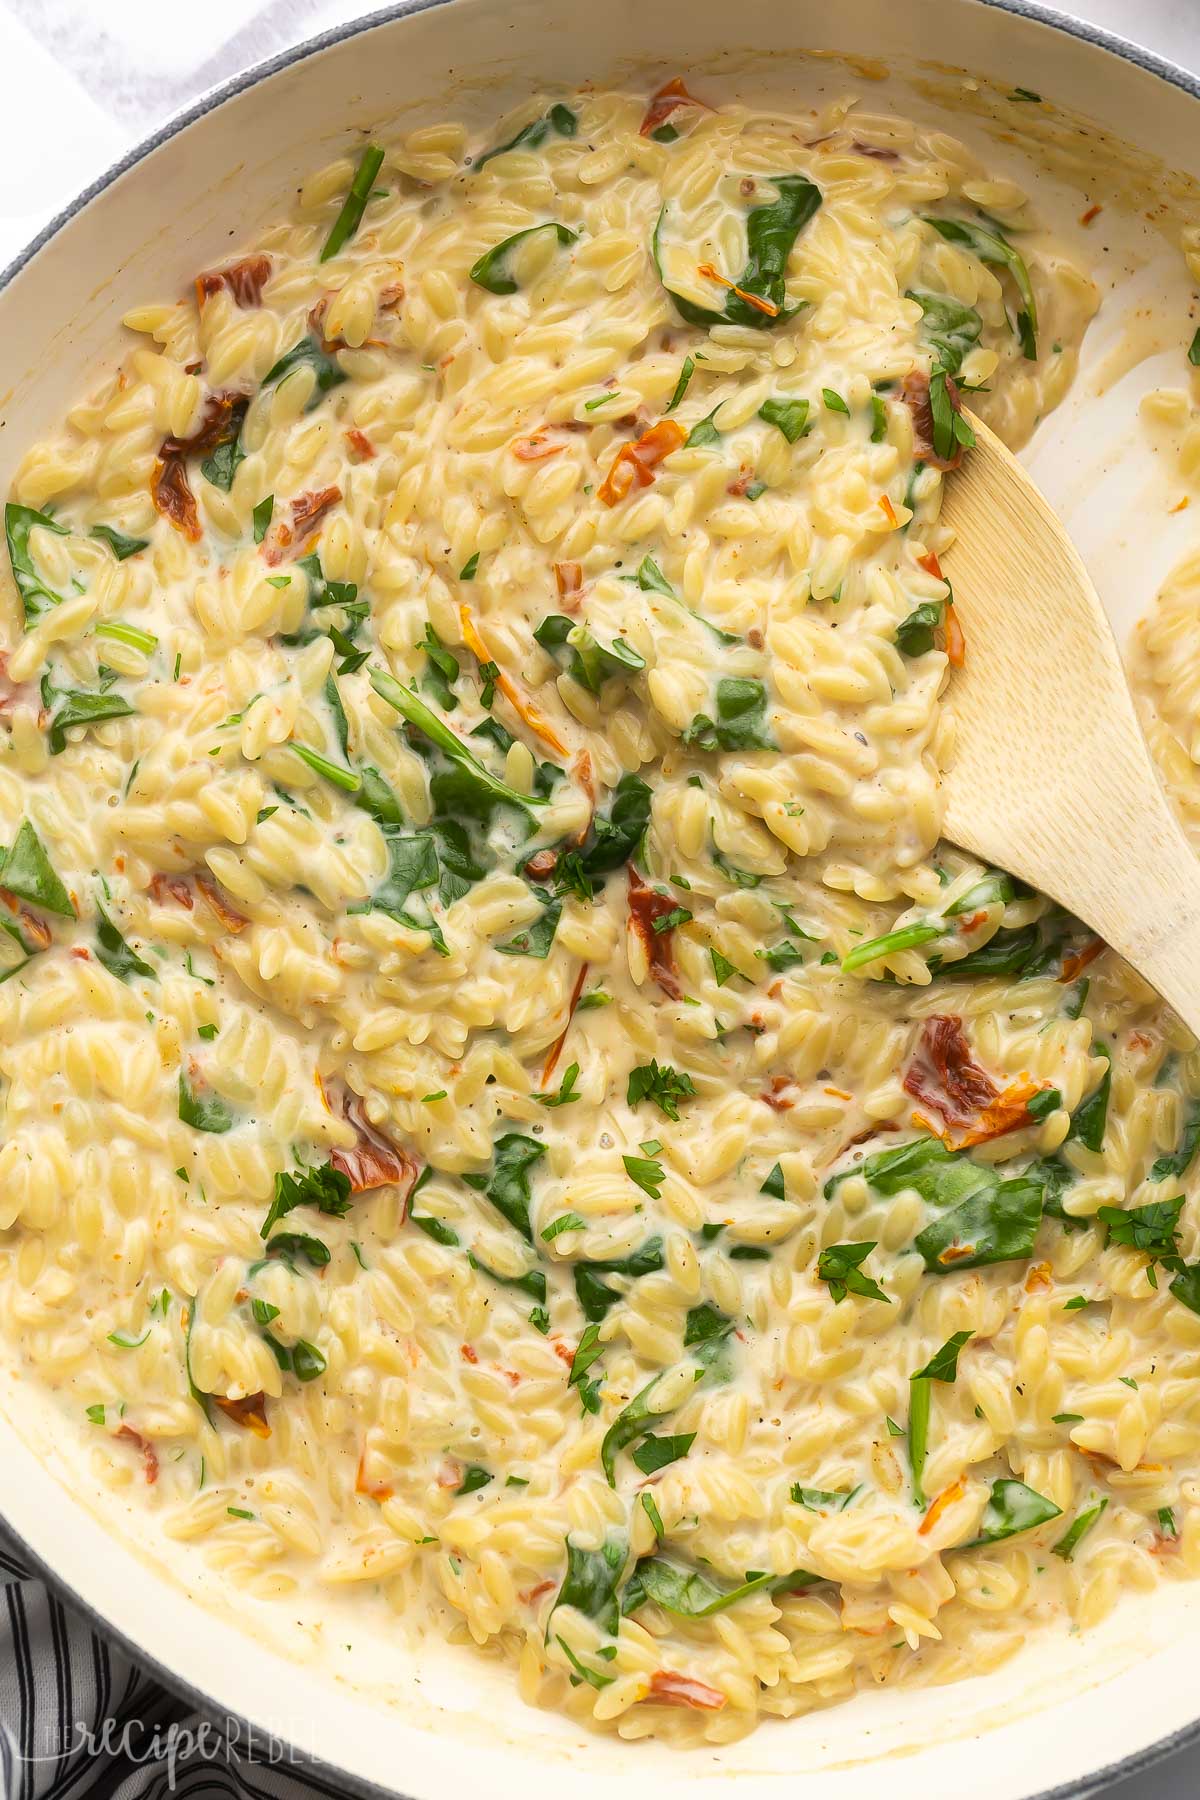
<box><xmin>0</xmin><ymin>3</ymin><xmax>1196</xmax><ymax>1793</ymax></box>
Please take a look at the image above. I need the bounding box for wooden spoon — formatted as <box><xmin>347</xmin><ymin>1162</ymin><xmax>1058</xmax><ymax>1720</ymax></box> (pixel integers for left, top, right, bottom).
<box><xmin>937</xmin><ymin>408</ymin><xmax>1200</xmax><ymax>1034</ymax></box>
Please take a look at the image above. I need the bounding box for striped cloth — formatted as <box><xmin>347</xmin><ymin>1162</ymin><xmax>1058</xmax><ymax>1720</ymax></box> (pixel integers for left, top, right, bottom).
<box><xmin>0</xmin><ymin>1529</ymin><xmax>341</xmax><ymax>1800</ymax></box>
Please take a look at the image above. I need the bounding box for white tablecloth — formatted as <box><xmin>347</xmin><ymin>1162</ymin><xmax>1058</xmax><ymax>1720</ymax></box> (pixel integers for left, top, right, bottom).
<box><xmin>0</xmin><ymin>2</ymin><xmax>1197</xmax><ymax>1796</ymax></box>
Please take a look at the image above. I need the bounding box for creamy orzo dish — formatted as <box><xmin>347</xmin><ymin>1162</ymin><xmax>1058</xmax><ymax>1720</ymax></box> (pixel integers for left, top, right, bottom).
<box><xmin>1</xmin><ymin>74</ymin><xmax>1198</xmax><ymax>1745</ymax></box>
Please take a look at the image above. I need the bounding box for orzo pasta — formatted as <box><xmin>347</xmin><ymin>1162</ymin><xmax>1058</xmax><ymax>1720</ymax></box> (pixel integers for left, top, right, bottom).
<box><xmin>2</xmin><ymin>76</ymin><xmax>1199</xmax><ymax>1745</ymax></box>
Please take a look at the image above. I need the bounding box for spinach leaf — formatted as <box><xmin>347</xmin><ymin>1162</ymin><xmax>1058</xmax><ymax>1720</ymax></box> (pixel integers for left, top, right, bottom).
<box><xmin>908</xmin><ymin>1332</ymin><xmax>970</xmax><ymax>1506</ymax></box>
<box><xmin>946</xmin><ymin>923</ymin><xmax>1043</xmax><ymax>978</ymax></box>
<box><xmin>262</xmin><ymin>335</ymin><xmax>348</xmax><ymax>411</ymax></box>
<box><xmin>816</xmin><ymin>1241</ymin><xmax>888</xmax><ymax>1304</ymax></box>
<box><xmin>564</xmin><ymin>628</ymin><xmax>645</xmax><ymax>693</ymax></box>
<box><xmin>653</xmin><ymin>177</ymin><xmax>822</xmax><ymax>329</ymax></box>
<box><xmin>548</xmin><ymin>1534</ymin><xmax>626</xmax><ymax>1638</ymax></box>
<box><xmin>263</xmin><ymin>1231</ymin><xmax>330</xmax><ymax>1268</ymax></box>
<box><xmin>624</xmin><ymin>1557</ymin><xmax>818</xmax><ymax>1618</ymax></box>
<box><xmin>364</xmin><ymin>830</ymin><xmax>448</xmax><ymax>946</ymax></box>
<box><xmin>684</xmin><ymin>1302</ymin><xmax>733</xmax><ymax>1347</ymax></box>
<box><xmin>914</xmin><ymin>1331</ymin><xmax>972</xmax><ymax>1383</ymax></box>
<box><xmin>534</xmin><ymin>614</ymin><xmax>645</xmax><ymax>694</ymax></box>
<box><xmin>961</xmin><ymin>1478</ymin><xmax>1062</xmax><ymax>1547</ymax></box>
<box><xmin>684</xmin><ymin>407</ymin><xmax>722</xmax><ymax>449</ymax></box>
<box><xmin>634</xmin><ymin>555</ymin><xmax>674</xmax><ymax>598</ymax></box>
<box><xmin>0</xmin><ymin>820</ymin><xmax>73</xmax><ymax>916</ymax></box>
<box><xmin>1052</xmin><ymin>1496</ymin><xmax>1108</xmax><ymax>1561</ymax></box>
<box><xmin>681</xmin><ymin>678</ymin><xmax>774</xmax><ymax>752</ymax></box>
<box><xmin>1022</xmin><ymin>1156</ymin><xmax>1086</xmax><ymax>1236</ymax></box>
<box><xmin>355</xmin><ymin>766</ymin><xmax>405</xmax><ymax>832</ymax></box>
<box><xmin>627</xmin><ymin>1060</ymin><xmax>695</xmax><ymax>1121</ymax></box>
<box><xmin>573</xmin><ymin>1238</ymin><xmax>664</xmax><ymax>1321</ymax></box>
<box><xmin>290</xmin><ymin>742</ymin><xmax>361</xmax><ymax>794</ymax></box>
<box><xmin>199</xmin><ymin>396</ymin><xmax>250</xmax><ymax>491</ymax></box>
<box><xmin>944</xmin><ymin>870</ymin><xmax>1018</xmax><ymax>914</ymax></box>
<box><xmin>282</xmin><ymin>554</ymin><xmax>369</xmax><ymax>671</ymax></box>
<box><xmin>178</xmin><ymin>1072</ymin><xmax>234</xmax><ymax>1134</ymax></box>
<box><xmin>184</xmin><ymin>1298</ymin><xmax>213</xmax><ymax>1425</ymax></box>
<box><xmin>1169</xmin><ymin>1262</ymin><xmax>1200</xmax><ymax>1316</ymax></box>
<box><xmin>825</xmin><ymin>1134</ymin><xmax>990</xmax><ymax>1207</ymax></box>
<box><xmin>0</xmin><ymin>918</ymin><xmax>34</xmax><ymax>984</ymax></box>
<box><xmin>555</xmin><ymin>1638</ymin><xmax>614</xmax><ymax>1690</ymax></box>
<box><xmin>640</xmin><ymin>1490</ymin><xmax>664</xmax><ymax>1541</ymax></box>
<box><xmin>631</xmin><ymin>1432</ymin><xmax>695</xmax><ymax>1474</ymax></box>
<box><xmin>576</xmin><ymin>772</ymin><xmax>652</xmax><ymax>878</ymax></box>
<box><xmin>299</xmin><ymin>552</ymin><xmax>359</xmax><ymax>611</ymax></box>
<box><xmin>370</xmin><ymin>668</ymin><xmax>546</xmax><ymax>828</ymax></box>
<box><xmin>602</xmin><ymin>1315</ymin><xmax>733</xmax><ymax>1483</ymax></box>
<box><xmin>914</xmin><ymin>1176</ymin><xmax>1044</xmax><ymax>1273</ymax></box>
<box><xmin>5</xmin><ymin>503</ymin><xmax>68</xmax><ymax>623</ymax></box>
<box><xmin>760</xmin><ymin>1163</ymin><xmax>787</xmax><ymax>1200</ymax></box>
<box><xmin>107</xmin><ymin>1325</ymin><xmax>151</xmax><ymax>1349</ymax></box>
<box><xmin>1068</xmin><ymin>1045</ymin><xmax>1111</xmax><ymax>1152</ymax></box>
<box><xmin>622</xmin><ymin>1154</ymin><xmax>664</xmax><ymax>1200</ymax></box>
<box><xmin>907</xmin><ymin>289</ymin><xmax>982</xmax><ymax>376</ymax></box>
<box><xmin>711</xmin><ymin>844</ymin><xmax>760</xmax><ymax>889</ymax></box>
<box><xmin>599</xmin><ymin>1373</ymin><xmax>663</xmax><ymax>1484</ymax></box>
<box><xmin>841</xmin><ymin>920</ymin><xmax>941</xmax><ymax>973</ymax></box>
<box><xmin>710</xmin><ymin>947</ymin><xmax>740</xmax><ymax>985</ymax></box>
<box><xmin>540</xmin><ymin>1066</ymin><xmax>581</xmax><ymax>1116</ymax></box>
<box><xmin>468</xmin><ymin>1255</ymin><xmax>547</xmax><ymax>1306</ymax></box>
<box><xmin>455</xmin><ymin>1464</ymin><xmax>492</xmax><ymax>1496</ymax></box>
<box><xmin>288</xmin><ymin>1339</ymin><xmax>328</xmax><ymax>1382</ymax></box>
<box><xmin>542</xmin><ymin>1211</ymin><xmax>584</xmax><ymax>1245</ymax></box>
<box><xmin>469</xmin><ymin>222</ymin><xmax>577</xmax><ymax>294</ymax></box>
<box><xmin>324</xmin><ymin>672</ymin><xmax>351</xmax><ymax>760</ymax></box>
<box><xmin>46</xmin><ymin>686</ymin><xmax>135</xmax><ymax>755</ymax></box>
<box><xmin>321</xmin><ymin>143</ymin><xmax>385</xmax><ymax>262</ymax></box>
<box><xmin>1149</xmin><ymin>1099</ymin><xmax>1200</xmax><ymax>1183</ymax></box>
<box><xmin>791</xmin><ymin>1485</ymin><xmax>860</xmax><ymax>1512</ymax></box>
<box><xmin>1064</xmin><ymin>978</ymin><xmax>1090</xmax><ymax>1019</ymax></box>
<box><xmin>922</xmin><ymin>215</ymin><xmax>1038</xmax><ymax>358</ymax></box>
<box><xmin>895</xmin><ymin>601</ymin><xmax>944</xmax><ymax>656</ymax></box>
<box><xmin>95</xmin><ymin>906</ymin><xmax>155</xmax><ymax>984</ymax></box>
<box><xmin>475</xmin><ymin>104</ymin><xmax>577</xmax><ymax>171</ymax></box>
<box><xmin>758</xmin><ymin>397</ymin><xmax>810</xmax><ymax>442</ymax></box>
<box><xmin>411</xmin><ymin>1212</ymin><xmax>459</xmax><ymax>1246</ymax></box>
<box><xmin>475</xmin><ymin>1132</ymin><xmax>545</xmax><ymax>1242</ymax></box>
<box><xmin>90</xmin><ymin>525</ymin><xmax>149</xmax><ymax>560</ymax></box>
<box><xmin>568</xmin><ymin>1322</ymin><xmax>604</xmax><ymax>1387</ymax></box>
<box><xmin>1098</xmin><ymin>1195</ymin><xmax>1183</xmax><ymax>1262</ymax></box>
<box><xmin>95</xmin><ymin>620</ymin><xmax>156</xmax><ymax>655</ymax></box>
<box><xmin>261</xmin><ymin>1162</ymin><xmax>352</xmax><ymax>1239</ymax></box>
<box><xmin>667</xmin><ymin>357</ymin><xmax>695</xmax><ymax>411</ymax></box>
<box><xmin>928</xmin><ymin>367</ymin><xmax>976</xmax><ymax>461</ymax></box>
<box><xmin>418</xmin><ymin>623</ymin><xmax>460</xmax><ymax>712</ymax></box>
<box><xmin>496</xmin><ymin>890</ymin><xmax>561</xmax><ymax>958</ymax></box>
<box><xmin>628</xmin><ymin>555</ymin><xmax>740</xmax><ymax>644</ymax></box>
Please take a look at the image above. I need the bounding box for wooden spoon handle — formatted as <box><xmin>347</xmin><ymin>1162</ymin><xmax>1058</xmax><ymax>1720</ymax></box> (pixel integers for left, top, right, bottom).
<box><xmin>939</xmin><ymin>409</ymin><xmax>1200</xmax><ymax>1039</ymax></box>
<box><xmin>1110</xmin><ymin>818</ymin><xmax>1200</xmax><ymax>1034</ymax></box>
<box><xmin>947</xmin><ymin>688</ymin><xmax>1200</xmax><ymax>1034</ymax></box>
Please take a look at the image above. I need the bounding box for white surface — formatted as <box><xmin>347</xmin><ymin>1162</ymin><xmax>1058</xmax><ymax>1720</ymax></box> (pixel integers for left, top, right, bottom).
<box><xmin>0</xmin><ymin>1</ymin><xmax>1199</xmax><ymax>1796</ymax></box>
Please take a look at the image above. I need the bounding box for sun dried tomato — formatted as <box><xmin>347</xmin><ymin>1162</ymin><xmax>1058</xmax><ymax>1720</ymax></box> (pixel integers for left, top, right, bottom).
<box><xmin>901</xmin><ymin>369</ymin><xmax>966</xmax><ymax>471</ymax></box>
<box><xmin>195</xmin><ymin>255</ymin><xmax>272</xmax><ymax>310</ymax></box>
<box><xmin>213</xmin><ymin>1394</ymin><xmax>271</xmax><ymax>1437</ymax></box>
<box><xmin>597</xmin><ymin>419</ymin><xmax>686</xmax><ymax>506</ymax></box>
<box><xmin>639</xmin><ymin>77</ymin><xmax>710</xmax><ymax>137</ymax></box>
<box><xmin>628</xmin><ymin>869</ymin><xmax>683</xmax><ymax>999</ymax></box>
<box><xmin>329</xmin><ymin>1094</ymin><xmax>421</xmax><ymax>1206</ymax></box>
